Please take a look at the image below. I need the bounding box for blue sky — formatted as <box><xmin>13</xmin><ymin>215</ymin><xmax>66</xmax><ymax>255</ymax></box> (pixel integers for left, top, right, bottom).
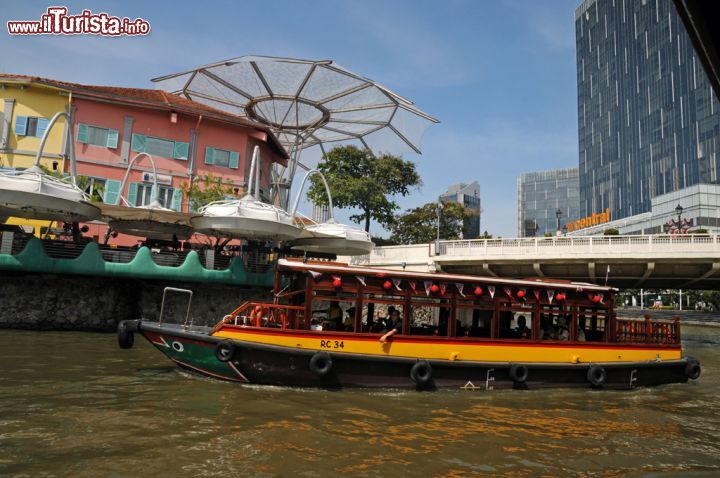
<box><xmin>1</xmin><ymin>0</ymin><xmax>581</xmax><ymax>238</ymax></box>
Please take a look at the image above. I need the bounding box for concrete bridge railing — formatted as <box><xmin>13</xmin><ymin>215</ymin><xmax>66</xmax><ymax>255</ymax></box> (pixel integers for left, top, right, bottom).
<box><xmin>437</xmin><ymin>235</ymin><xmax>720</xmax><ymax>258</ymax></box>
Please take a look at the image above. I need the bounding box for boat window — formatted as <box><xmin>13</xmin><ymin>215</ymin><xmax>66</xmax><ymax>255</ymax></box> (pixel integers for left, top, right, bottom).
<box><xmin>538</xmin><ymin>304</ymin><xmax>572</xmax><ymax>341</ymax></box>
<box><xmin>578</xmin><ymin>307</ymin><xmax>607</xmax><ymax>341</ymax></box>
<box><xmin>359</xmin><ymin>301</ymin><xmax>404</xmax><ymax>333</ymax></box>
<box><xmin>406</xmin><ymin>296</ymin><xmax>450</xmax><ymax>336</ymax></box>
<box><xmin>498</xmin><ymin>302</ymin><xmax>535</xmax><ymax>339</ymax></box>
<box><xmin>310</xmin><ymin>300</ymin><xmax>355</xmax><ymax>331</ymax></box>
<box><xmin>455</xmin><ymin>306</ymin><xmax>493</xmax><ymax>338</ymax></box>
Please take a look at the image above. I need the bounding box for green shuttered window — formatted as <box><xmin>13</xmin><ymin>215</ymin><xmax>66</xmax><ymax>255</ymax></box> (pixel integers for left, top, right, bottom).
<box><xmin>77</xmin><ymin>123</ymin><xmax>119</xmax><ymax>149</ymax></box>
<box><xmin>131</xmin><ymin>133</ymin><xmax>189</xmax><ymax>161</ymax></box>
<box><xmin>14</xmin><ymin>116</ymin><xmax>48</xmax><ymax>138</ymax></box>
<box><xmin>205</xmin><ymin>146</ymin><xmax>239</xmax><ymax>169</ymax></box>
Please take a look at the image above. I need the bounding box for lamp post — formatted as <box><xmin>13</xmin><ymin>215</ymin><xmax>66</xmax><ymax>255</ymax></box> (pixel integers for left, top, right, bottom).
<box><xmin>435</xmin><ymin>201</ymin><xmax>444</xmax><ymax>254</ymax></box>
<box><xmin>675</xmin><ymin>204</ymin><xmax>684</xmax><ymax>234</ymax></box>
<box><xmin>555</xmin><ymin>208</ymin><xmax>563</xmax><ymax>237</ymax></box>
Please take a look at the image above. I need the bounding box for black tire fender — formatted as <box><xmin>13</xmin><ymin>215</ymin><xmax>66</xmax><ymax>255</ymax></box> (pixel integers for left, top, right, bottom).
<box><xmin>309</xmin><ymin>351</ymin><xmax>333</xmax><ymax>376</ymax></box>
<box><xmin>410</xmin><ymin>360</ymin><xmax>433</xmax><ymax>385</ymax></box>
<box><xmin>685</xmin><ymin>359</ymin><xmax>701</xmax><ymax>380</ymax></box>
<box><xmin>117</xmin><ymin>321</ymin><xmax>134</xmax><ymax>349</ymax></box>
<box><xmin>509</xmin><ymin>364</ymin><xmax>529</xmax><ymax>383</ymax></box>
<box><xmin>587</xmin><ymin>365</ymin><xmax>606</xmax><ymax>387</ymax></box>
<box><xmin>215</xmin><ymin>340</ymin><xmax>237</xmax><ymax>362</ymax></box>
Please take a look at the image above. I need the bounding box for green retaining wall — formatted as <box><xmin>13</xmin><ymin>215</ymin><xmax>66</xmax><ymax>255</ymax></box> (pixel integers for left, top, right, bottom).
<box><xmin>0</xmin><ymin>237</ymin><xmax>275</xmax><ymax>287</ymax></box>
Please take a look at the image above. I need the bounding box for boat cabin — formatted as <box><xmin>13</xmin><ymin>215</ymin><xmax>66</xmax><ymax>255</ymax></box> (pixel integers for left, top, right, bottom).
<box><xmin>218</xmin><ymin>259</ymin><xmax>680</xmax><ymax>346</ymax></box>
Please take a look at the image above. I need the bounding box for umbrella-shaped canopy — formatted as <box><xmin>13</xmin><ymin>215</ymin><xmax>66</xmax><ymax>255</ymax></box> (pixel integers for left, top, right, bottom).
<box><xmin>152</xmin><ymin>55</ymin><xmax>439</xmax><ymax>206</ymax></box>
<box><xmin>98</xmin><ymin>203</ymin><xmax>194</xmax><ymax>240</ymax></box>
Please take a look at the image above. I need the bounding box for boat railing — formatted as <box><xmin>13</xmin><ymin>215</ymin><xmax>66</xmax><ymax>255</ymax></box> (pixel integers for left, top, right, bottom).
<box><xmin>614</xmin><ymin>316</ymin><xmax>680</xmax><ymax>344</ymax></box>
<box><xmin>212</xmin><ymin>301</ymin><xmax>305</xmax><ymax>333</ymax></box>
<box><xmin>159</xmin><ymin>287</ymin><xmax>194</xmax><ymax>327</ymax></box>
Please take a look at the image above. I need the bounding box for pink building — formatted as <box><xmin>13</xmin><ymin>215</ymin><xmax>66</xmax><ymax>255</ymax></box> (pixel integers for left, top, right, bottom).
<box><xmin>0</xmin><ymin>75</ymin><xmax>289</xmax><ymax>245</ymax></box>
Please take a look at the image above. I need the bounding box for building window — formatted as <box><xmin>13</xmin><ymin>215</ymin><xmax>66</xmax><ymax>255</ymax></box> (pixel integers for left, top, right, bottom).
<box><xmin>131</xmin><ymin>133</ymin><xmax>189</xmax><ymax>160</ymax></box>
<box><xmin>14</xmin><ymin>116</ymin><xmax>49</xmax><ymax>138</ymax></box>
<box><xmin>130</xmin><ymin>183</ymin><xmax>177</xmax><ymax>209</ymax></box>
<box><xmin>204</xmin><ymin>146</ymin><xmax>239</xmax><ymax>168</ymax></box>
<box><xmin>77</xmin><ymin>124</ymin><xmax>119</xmax><ymax>148</ymax></box>
<box><xmin>83</xmin><ymin>177</ymin><xmax>107</xmax><ymax>202</ymax></box>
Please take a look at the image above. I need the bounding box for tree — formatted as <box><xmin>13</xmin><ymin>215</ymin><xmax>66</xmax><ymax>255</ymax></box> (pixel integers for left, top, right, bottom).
<box><xmin>387</xmin><ymin>201</ymin><xmax>475</xmax><ymax>245</ymax></box>
<box><xmin>603</xmin><ymin>227</ymin><xmax>620</xmax><ymax>235</ymax></box>
<box><xmin>306</xmin><ymin>146</ymin><xmax>421</xmax><ymax>233</ymax></box>
<box><xmin>180</xmin><ymin>173</ymin><xmax>236</xmax><ymax>212</ymax></box>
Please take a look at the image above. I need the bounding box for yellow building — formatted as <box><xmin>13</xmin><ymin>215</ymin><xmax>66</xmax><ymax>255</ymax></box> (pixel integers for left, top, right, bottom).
<box><xmin>0</xmin><ymin>77</ymin><xmax>72</xmax><ymax>171</ymax></box>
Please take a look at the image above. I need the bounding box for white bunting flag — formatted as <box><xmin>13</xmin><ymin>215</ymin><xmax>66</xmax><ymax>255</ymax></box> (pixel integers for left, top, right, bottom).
<box><xmin>455</xmin><ymin>283</ymin><xmax>466</xmax><ymax>297</ymax></box>
<box><xmin>392</xmin><ymin>278</ymin><xmax>403</xmax><ymax>291</ymax></box>
<box><xmin>355</xmin><ymin>276</ymin><xmax>366</xmax><ymax>286</ymax></box>
<box><xmin>488</xmin><ymin>286</ymin><xmax>496</xmax><ymax>299</ymax></box>
<box><xmin>424</xmin><ymin>281</ymin><xmax>433</xmax><ymax>296</ymax></box>
<box><xmin>408</xmin><ymin>280</ymin><xmax>417</xmax><ymax>292</ymax></box>
<box><xmin>547</xmin><ymin>289</ymin><xmax>555</xmax><ymax>303</ymax></box>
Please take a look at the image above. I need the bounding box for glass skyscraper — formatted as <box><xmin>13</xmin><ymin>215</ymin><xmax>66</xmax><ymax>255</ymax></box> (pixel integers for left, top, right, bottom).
<box><xmin>575</xmin><ymin>0</ymin><xmax>720</xmax><ymax>221</ymax></box>
<box><xmin>439</xmin><ymin>182</ymin><xmax>481</xmax><ymax>239</ymax></box>
<box><xmin>517</xmin><ymin>168</ymin><xmax>581</xmax><ymax>237</ymax></box>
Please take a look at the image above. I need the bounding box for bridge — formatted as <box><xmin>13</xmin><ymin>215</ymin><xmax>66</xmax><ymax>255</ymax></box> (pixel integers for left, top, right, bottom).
<box><xmin>346</xmin><ymin>235</ymin><xmax>720</xmax><ymax>289</ymax></box>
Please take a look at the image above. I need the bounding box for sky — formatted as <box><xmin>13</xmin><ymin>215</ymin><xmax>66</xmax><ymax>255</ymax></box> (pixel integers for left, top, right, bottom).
<box><xmin>0</xmin><ymin>0</ymin><xmax>582</xmax><ymax>238</ymax></box>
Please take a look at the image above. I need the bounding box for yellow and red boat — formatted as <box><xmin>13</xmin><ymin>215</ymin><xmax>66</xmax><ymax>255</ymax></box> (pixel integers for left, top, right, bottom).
<box><xmin>118</xmin><ymin>258</ymin><xmax>701</xmax><ymax>390</ymax></box>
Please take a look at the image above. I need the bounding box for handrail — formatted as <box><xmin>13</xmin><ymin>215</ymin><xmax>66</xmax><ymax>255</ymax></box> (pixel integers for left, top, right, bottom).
<box><xmin>159</xmin><ymin>287</ymin><xmax>193</xmax><ymax>327</ymax></box>
<box><xmin>211</xmin><ymin>301</ymin><xmax>305</xmax><ymax>333</ymax></box>
<box><xmin>614</xmin><ymin>316</ymin><xmax>680</xmax><ymax>344</ymax></box>
<box><xmin>436</xmin><ymin>234</ymin><xmax>720</xmax><ymax>256</ymax></box>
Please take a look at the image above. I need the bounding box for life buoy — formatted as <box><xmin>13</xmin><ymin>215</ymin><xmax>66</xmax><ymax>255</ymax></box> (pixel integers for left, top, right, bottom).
<box><xmin>410</xmin><ymin>360</ymin><xmax>433</xmax><ymax>385</ymax></box>
<box><xmin>587</xmin><ymin>365</ymin><xmax>606</xmax><ymax>386</ymax></box>
<box><xmin>509</xmin><ymin>364</ymin><xmax>529</xmax><ymax>383</ymax></box>
<box><xmin>117</xmin><ymin>321</ymin><xmax>134</xmax><ymax>349</ymax></box>
<box><xmin>215</xmin><ymin>340</ymin><xmax>237</xmax><ymax>362</ymax></box>
<box><xmin>685</xmin><ymin>359</ymin><xmax>701</xmax><ymax>380</ymax></box>
<box><xmin>309</xmin><ymin>351</ymin><xmax>333</xmax><ymax>376</ymax></box>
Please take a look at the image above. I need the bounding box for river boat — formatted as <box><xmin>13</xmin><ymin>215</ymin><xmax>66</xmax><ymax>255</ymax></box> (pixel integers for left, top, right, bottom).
<box><xmin>118</xmin><ymin>259</ymin><xmax>701</xmax><ymax>390</ymax></box>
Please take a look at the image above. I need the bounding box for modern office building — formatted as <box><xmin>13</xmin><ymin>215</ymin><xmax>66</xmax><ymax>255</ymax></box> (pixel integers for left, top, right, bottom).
<box><xmin>575</xmin><ymin>0</ymin><xmax>720</xmax><ymax>222</ymax></box>
<box><xmin>517</xmin><ymin>168</ymin><xmax>581</xmax><ymax>237</ymax></box>
<box><xmin>566</xmin><ymin>182</ymin><xmax>720</xmax><ymax>236</ymax></box>
<box><xmin>439</xmin><ymin>181</ymin><xmax>481</xmax><ymax>239</ymax></box>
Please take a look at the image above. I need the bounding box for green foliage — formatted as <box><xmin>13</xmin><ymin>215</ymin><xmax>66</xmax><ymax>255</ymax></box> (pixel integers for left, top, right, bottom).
<box><xmin>693</xmin><ymin>228</ymin><xmax>709</xmax><ymax>235</ymax></box>
<box><xmin>306</xmin><ymin>146</ymin><xmax>421</xmax><ymax>233</ymax></box>
<box><xmin>181</xmin><ymin>173</ymin><xmax>236</xmax><ymax>211</ymax></box>
<box><xmin>603</xmin><ymin>227</ymin><xmax>620</xmax><ymax>235</ymax></box>
<box><xmin>39</xmin><ymin>166</ymin><xmax>104</xmax><ymax>202</ymax></box>
<box><xmin>387</xmin><ymin>201</ymin><xmax>476</xmax><ymax>245</ymax></box>
<box><xmin>480</xmin><ymin>230</ymin><xmax>493</xmax><ymax>239</ymax></box>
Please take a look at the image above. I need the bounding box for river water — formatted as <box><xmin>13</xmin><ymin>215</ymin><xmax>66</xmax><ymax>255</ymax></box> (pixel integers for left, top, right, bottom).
<box><xmin>1</xmin><ymin>326</ymin><xmax>719</xmax><ymax>477</ymax></box>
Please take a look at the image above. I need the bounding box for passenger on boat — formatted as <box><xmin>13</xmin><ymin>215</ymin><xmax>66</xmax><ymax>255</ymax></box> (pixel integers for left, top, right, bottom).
<box><xmin>379</xmin><ymin>309</ymin><xmax>402</xmax><ymax>343</ymax></box>
<box><xmin>541</xmin><ymin>323</ymin><xmax>557</xmax><ymax>340</ymax></box>
<box><xmin>514</xmin><ymin>316</ymin><xmax>531</xmax><ymax>339</ymax></box>
<box><xmin>343</xmin><ymin>307</ymin><xmax>355</xmax><ymax>331</ymax></box>
<box><xmin>556</xmin><ymin>316</ymin><xmax>569</xmax><ymax>341</ymax></box>
<box><xmin>326</xmin><ymin>301</ymin><xmax>343</xmax><ymax>330</ymax></box>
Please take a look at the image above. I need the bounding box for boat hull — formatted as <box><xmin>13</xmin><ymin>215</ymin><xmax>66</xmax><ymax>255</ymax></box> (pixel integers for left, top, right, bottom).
<box><xmin>125</xmin><ymin>321</ymin><xmax>695</xmax><ymax>391</ymax></box>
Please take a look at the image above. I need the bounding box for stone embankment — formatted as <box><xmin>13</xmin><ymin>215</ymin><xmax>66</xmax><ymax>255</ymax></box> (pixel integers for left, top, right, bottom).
<box><xmin>0</xmin><ymin>272</ymin><xmax>271</xmax><ymax>331</ymax></box>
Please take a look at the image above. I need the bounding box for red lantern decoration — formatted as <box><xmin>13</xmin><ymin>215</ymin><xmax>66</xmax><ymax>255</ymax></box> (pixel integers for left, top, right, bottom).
<box><xmin>516</xmin><ymin>290</ymin><xmax>526</xmax><ymax>298</ymax></box>
<box><xmin>556</xmin><ymin>293</ymin><xmax>566</xmax><ymax>301</ymax></box>
<box><xmin>383</xmin><ymin>280</ymin><xmax>393</xmax><ymax>290</ymax></box>
<box><xmin>474</xmin><ymin>286</ymin><xmax>483</xmax><ymax>296</ymax></box>
<box><xmin>332</xmin><ymin>278</ymin><xmax>342</xmax><ymax>288</ymax></box>
<box><xmin>430</xmin><ymin>284</ymin><xmax>440</xmax><ymax>293</ymax></box>
<box><xmin>592</xmin><ymin>294</ymin><xmax>602</xmax><ymax>303</ymax></box>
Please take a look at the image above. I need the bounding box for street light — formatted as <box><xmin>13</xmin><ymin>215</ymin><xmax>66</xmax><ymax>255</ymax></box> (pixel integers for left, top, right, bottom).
<box><xmin>555</xmin><ymin>208</ymin><xmax>563</xmax><ymax>236</ymax></box>
<box><xmin>675</xmin><ymin>204</ymin><xmax>684</xmax><ymax>234</ymax></box>
<box><xmin>435</xmin><ymin>201</ymin><xmax>444</xmax><ymax>254</ymax></box>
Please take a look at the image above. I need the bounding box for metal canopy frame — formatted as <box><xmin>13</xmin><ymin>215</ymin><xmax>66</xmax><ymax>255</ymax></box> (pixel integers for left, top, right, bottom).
<box><xmin>152</xmin><ymin>55</ymin><xmax>439</xmax><ymax>208</ymax></box>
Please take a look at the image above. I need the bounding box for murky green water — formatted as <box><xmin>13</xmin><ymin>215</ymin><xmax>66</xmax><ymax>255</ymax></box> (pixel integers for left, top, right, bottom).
<box><xmin>1</xmin><ymin>326</ymin><xmax>719</xmax><ymax>477</ymax></box>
